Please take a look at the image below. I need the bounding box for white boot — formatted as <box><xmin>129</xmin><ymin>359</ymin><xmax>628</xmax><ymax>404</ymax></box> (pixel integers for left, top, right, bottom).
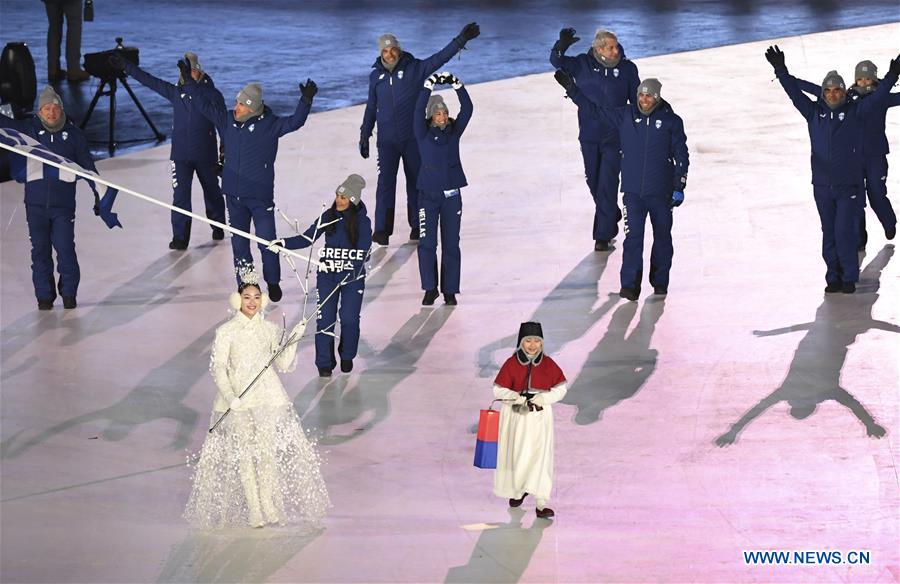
<box><xmin>248</xmin><ymin>504</ymin><xmax>265</xmax><ymax>528</ymax></box>
<box><xmin>239</xmin><ymin>457</ymin><xmax>265</xmax><ymax>528</ymax></box>
<box><xmin>257</xmin><ymin>456</ymin><xmax>282</xmax><ymax>524</ymax></box>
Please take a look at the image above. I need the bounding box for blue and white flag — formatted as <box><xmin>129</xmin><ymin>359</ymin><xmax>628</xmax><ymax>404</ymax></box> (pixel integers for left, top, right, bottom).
<box><xmin>0</xmin><ymin>127</ymin><xmax>122</xmax><ymax>229</ymax></box>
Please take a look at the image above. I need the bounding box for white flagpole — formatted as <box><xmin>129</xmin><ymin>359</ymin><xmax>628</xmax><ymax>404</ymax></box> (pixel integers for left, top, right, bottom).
<box><xmin>0</xmin><ymin>138</ymin><xmax>318</xmax><ymax>266</ymax></box>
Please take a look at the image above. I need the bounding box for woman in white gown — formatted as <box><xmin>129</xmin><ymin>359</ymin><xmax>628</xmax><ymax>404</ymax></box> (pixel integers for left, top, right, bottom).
<box><xmin>185</xmin><ymin>274</ymin><xmax>331</xmax><ymax>528</ymax></box>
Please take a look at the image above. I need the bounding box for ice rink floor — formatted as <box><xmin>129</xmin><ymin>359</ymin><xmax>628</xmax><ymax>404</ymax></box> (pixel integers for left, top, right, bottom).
<box><xmin>2</xmin><ymin>24</ymin><xmax>899</xmax><ymax>583</ymax></box>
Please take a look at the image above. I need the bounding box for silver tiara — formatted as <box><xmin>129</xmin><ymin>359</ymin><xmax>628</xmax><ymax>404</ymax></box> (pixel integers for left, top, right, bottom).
<box><xmin>235</xmin><ymin>261</ymin><xmax>260</xmax><ymax>286</ymax></box>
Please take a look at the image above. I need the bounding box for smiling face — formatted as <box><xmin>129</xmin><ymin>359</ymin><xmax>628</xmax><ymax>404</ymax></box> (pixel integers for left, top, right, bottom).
<box><xmin>521</xmin><ymin>337</ymin><xmax>543</xmax><ymax>356</ymax></box>
<box><xmin>855</xmin><ymin>77</ymin><xmax>875</xmax><ymax>89</ymax></box>
<box><xmin>431</xmin><ymin>108</ymin><xmax>449</xmax><ymax>126</ymax></box>
<box><xmin>381</xmin><ymin>46</ymin><xmax>400</xmax><ymax>66</ymax></box>
<box><xmin>239</xmin><ymin>285</ymin><xmax>262</xmax><ymax>317</ymax></box>
<box><xmin>638</xmin><ymin>93</ymin><xmax>658</xmax><ymax>114</ymax></box>
<box><xmin>335</xmin><ymin>193</ymin><xmax>351</xmax><ymax>211</ymax></box>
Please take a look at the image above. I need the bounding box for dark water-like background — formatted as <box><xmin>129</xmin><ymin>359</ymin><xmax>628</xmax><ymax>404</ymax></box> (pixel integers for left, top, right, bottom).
<box><xmin>0</xmin><ymin>0</ymin><xmax>897</xmax><ymax>155</ymax></box>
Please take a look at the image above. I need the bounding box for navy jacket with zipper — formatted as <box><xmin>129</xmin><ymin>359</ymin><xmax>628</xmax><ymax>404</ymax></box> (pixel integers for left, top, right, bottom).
<box><xmin>413</xmin><ymin>86</ymin><xmax>473</xmax><ymax>192</ymax></box>
<box><xmin>0</xmin><ymin>115</ymin><xmax>96</xmax><ymax>208</ymax></box>
<box><xmin>283</xmin><ymin>202</ymin><xmax>373</xmax><ymax>278</ymax></box>
<box><xmin>186</xmin><ymin>85</ymin><xmax>310</xmax><ymax>202</ymax></box>
<box><xmin>360</xmin><ymin>39</ymin><xmax>463</xmax><ymax>146</ymax></box>
<box><xmin>775</xmin><ymin>67</ymin><xmax>899</xmax><ymax>187</ymax></box>
<box><xmin>550</xmin><ymin>43</ymin><xmax>640</xmax><ymax>144</ymax></box>
<box><xmin>125</xmin><ymin>62</ymin><xmax>223</xmax><ymax>163</ymax></box>
<box><xmin>568</xmin><ymin>86</ymin><xmax>688</xmax><ymax>199</ymax></box>
<box><xmin>795</xmin><ymin>76</ymin><xmax>900</xmax><ymax>158</ymax></box>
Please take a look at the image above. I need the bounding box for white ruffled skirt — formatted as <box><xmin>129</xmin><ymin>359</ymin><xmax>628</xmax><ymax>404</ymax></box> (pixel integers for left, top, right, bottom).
<box><xmin>184</xmin><ymin>405</ymin><xmax>331</xmax><ymax>528</ymax></box>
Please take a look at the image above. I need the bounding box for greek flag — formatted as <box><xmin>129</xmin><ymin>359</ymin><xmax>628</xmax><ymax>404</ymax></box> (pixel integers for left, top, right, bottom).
<box><xmin>0</xmin><ymin>126</ymin><xmax>121</xmax><ymax>228</ymax></box>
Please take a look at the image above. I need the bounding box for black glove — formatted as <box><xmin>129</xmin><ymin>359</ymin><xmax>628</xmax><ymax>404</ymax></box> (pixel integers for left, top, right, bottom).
<box><xmin>177</xmin><ymin>59</ymin><xmax>194</xmax><ymax>84</ymax></box>
<box><xmin>299</xmin><ymin>78</ymin><xmax>318</xmax><ymax>102</ymax></box>
<box><xmin>765</xmin><ymin>45</ymin><xmax>785</xmax><ymax>71</ymax></box>
<box><xmin>554</xmin><ymin>69</ymin><xmax>576</xmax><ymax>93</ymax></box>
<box><xmin>108</xmin><ymin>53</ymin><xmax>126</xmax><ymax>73</ymax></box>
<box><xmin>454</xmin><ymin>22</ymin><xmax>480</xmax><ymax>47</ymax></box>
<box><xmin>889</xmin><ymin>54</ymin><xmax>900</xmax><ymax>79</ymax></box>
<box><xmin>557</xmin><ymin>27</ymin><xmax>579</xmax><ymax>52</ymax></box>
<box><xmin>359</xmin><ymin>136</ymin><xmax>369</xmax><ymax>159</ymax></box>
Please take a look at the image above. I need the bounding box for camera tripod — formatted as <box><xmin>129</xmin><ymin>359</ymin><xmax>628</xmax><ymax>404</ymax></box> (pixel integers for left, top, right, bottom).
<box><xmin>79</xmin><ymin>74</ymin><xmax>165</xmax><ymax>153</ymax></box>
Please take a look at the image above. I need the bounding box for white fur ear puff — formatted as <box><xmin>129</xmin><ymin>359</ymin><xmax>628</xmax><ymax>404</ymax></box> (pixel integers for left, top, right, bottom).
<box><xmin>260</xmin><ymin>294</ymin><xmax>269</xmax><ymax>309</ymax></box>
<box><xmin>229</xmin><ymin>292</ymin><xmax>241</xmax><ymax>310</ymax></box>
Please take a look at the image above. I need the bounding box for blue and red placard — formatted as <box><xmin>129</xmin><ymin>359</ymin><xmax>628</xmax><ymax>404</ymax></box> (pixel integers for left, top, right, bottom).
<box><xmin>474</xmin><ymin>408</ymin><xmax>500</xmax><ymax>469</ymax></box>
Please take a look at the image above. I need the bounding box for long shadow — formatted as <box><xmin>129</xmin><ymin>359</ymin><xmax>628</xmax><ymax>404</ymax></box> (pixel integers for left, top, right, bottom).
<box><xmin>1</xmin><ymin>245</ymin><xmax>218</xmax><ymax>374</ymax></box>
<box><xmin>58</xmin><ymin>244</ymin><xmax>219</xmax><ymax>345</ymax></box>
<box><xmin>294</xmin><ymin>307</ymin><xmax>453</xmax><ymax>445</ymax></box>
<box><xmin>361</xmin><ymin>244</ymin><xmax>417</xmax><ymax>308</ymax></box>
<box><xmin>715</xmin><ymin>246</ymin><xmax>896</xmax><ymax>446</ymax></box>
<box><xmin>563</xmin><ymin>298</ymin><xmax>665</xmax><ymax>425</ymax></box>
<box><xmin>155</xmin><ymin>527</ymin><xmax>322</xmax><ymax>583</ymax></box>
<box><xmin>445</xmin><ymin>508</ymin><xmax>551</xmax><ymax>583</ymax></box>
<box><xmin>0</xmin><ymin>323</ymin><xmax>216</xmax><ymax>459</ymax></box>
<box><xmin>476</xmin><ymin>252</ymin><xmax>614</xmax><ymax>379</ymax></box>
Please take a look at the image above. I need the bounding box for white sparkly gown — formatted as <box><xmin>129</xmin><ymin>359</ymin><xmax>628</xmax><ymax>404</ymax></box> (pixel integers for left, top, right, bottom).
<box><xmin>184</xmin><ymin>310</ymin><xmax>331</xmax><ymax>528</ymax></box>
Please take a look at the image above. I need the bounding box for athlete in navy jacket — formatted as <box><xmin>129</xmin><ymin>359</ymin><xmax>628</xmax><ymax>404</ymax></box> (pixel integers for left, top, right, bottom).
<box><xmin>550</xmin><ymin>28</ymin><xmax>640</xmax><ymax>251</ymax></box>
<box><xmin>766</xmin><ymin>46</ymin><xmax>900</xmax><ymax>293</ymax></box>
<box><xmin>111</xmin><ymin>52</ymin><xmax>225</xmax><ymax>249</ymax></box>
<box><xmin>413</xmin><ymin>73</ymin><xmax>473</xmax><ymax>306</ymax></box>
<box><xmin>178</xmin><ymin>58</ymin><xmax>317</xmax><ymax>302</ymax></box>
<box><xmin>359</xmin><ymin>23</ymin><xmax>479</xmax><ymax>245</ymax></box>
<box><xmin>271</xmin><ymin>175</ymin><xmax>372</xmax><ymax>377</ymax></box>
<box><xmin>555</xmin><ymin>71</ymin><xmax>689</xmax><ymax>300</ymax></box>
<box><xmin>794</xmin><ymin>60</ymin><xmax>900</xmax><ymax>249</ymax></box>
<box><xmin>0</xmin><ymin>86</ymin><xmax>99</xmax><ymax>309</ymax></box>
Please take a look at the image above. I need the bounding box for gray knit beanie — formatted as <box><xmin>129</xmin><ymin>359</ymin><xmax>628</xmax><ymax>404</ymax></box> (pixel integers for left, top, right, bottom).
<box><xmin>426</xmin><ymin>94</ymin><xmax>449</xmax><ymax>118</ymax></box>
<box><xmin>178</xmin><ymin>51</ymin><xmax>203</xmax><ymax>85</ymax></box>
<box><xmin>821</xmin><ymin>70</ymin><xmax>847</xmax><ymax>108</ymax></box>
<box><xmin>235</xmin><ymin>83</ymin><xmax>264</xmax><ymax>121</ymax></box>
<box><xmin>821</xmin><ymin>70</ymin><xmax>846</xmax><ymax>90</ymax></box>
<box><xmin>638</xmin><ymin>78</ymin><xmax>662</xmax><ymax>100</ymax></box>
<box><xmin>336</xmin><ymin>174</ymin><xmax>366</xmax><ymax>206</ymax></box>
<box><xmin>636</xmin><ymin>78</ymin><xmax>662</xmax><ymax>115</ymax></box>
<box><xmin>38</xmin><ymin>85</ymin><xmax>63</xmax><ymax>109</ymax></box>
<box><xmin>184</xmin><ymin>51</ymin><xmax>201</xmax><ymax>71</ymax></box>
<box><xmin>855</xmin><ymin>60</ymin><xmax>876</xmax><ymax>81</ymax></box>
<box><xmin>378</xmin><ymin>33</ymin><xmax>400</xmax><ymax>52</ymax></box>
